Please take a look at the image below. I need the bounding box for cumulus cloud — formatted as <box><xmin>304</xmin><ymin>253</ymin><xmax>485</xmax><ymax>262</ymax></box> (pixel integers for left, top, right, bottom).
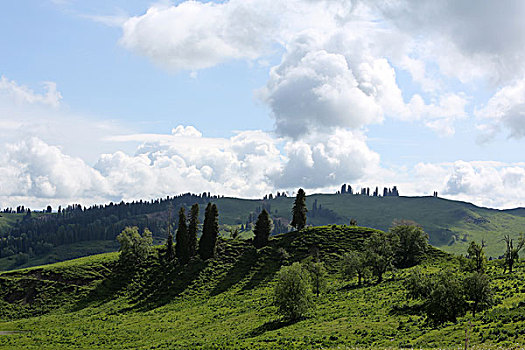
<box><xmin>372</xmin><ymin>0</ymin><xmax>525</xmax><ymax>84</ymax></box>
<box><xmin>0</xmin><ymin>138</ymin><xmax>106</xmax><ymax>200</ymax></box>
<box><xmin>120</xmin><ymin>0</ymin><xmax>281</xmax><ymax>70</ymax></box>
<box><xmin>0</xmin><ymin>126</ymin><xmax>383</xmax><ymax>208</ymax></box>
<box><xmin>438</xmin><ymin>161</ymin><xmax>525</xmax><ymax>208</ymax></box>
<box><xmin>475</xmin><ymin>78</ymin><xmax>525</xmax><ymax>140</ymax></box>
<box><xmin>270</xmin><ymin>129</ymin><xmax>380</xmax><ymax>188</ymax></box>
<box><xmin>118</xmin><ymin>0</ymin><xmax>472</xmax><ymax>138</ymax></box>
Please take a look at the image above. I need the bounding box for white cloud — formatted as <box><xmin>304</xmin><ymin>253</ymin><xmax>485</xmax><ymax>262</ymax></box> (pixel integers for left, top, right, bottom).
<box><xmin>270</xmin><ymin>129</ymin><xmax>380</xmax><ymax>188</ymax></box>
<box><xmin>475</xmin><ymin>77</ymin><xmax>525</xmax><ymax>140</ymax></box>
<box><xmin>0</xmin><ymin>76</ymin><xmax>62</xmax><ymax>108</ymax></box>
<box><xmin>120</xmin><ymin>0</ymin><xmax>280</xmax><ymax>71</ymax></box>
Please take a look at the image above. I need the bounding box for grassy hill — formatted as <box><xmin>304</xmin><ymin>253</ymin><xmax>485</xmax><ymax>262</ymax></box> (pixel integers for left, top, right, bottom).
<box><xmin>1</xmin><ymin>194</ymin><xmax>524</xmax><ymax>270</ymax></box>
<box><xmin>0</xmin><ymin>225</ymin><xmax>524</xmax><ymax>349</ymax></box>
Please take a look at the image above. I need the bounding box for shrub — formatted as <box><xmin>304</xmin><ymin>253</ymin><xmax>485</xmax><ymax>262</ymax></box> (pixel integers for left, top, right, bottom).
<box><xmin>274</xmin><ymin>262</ymin><xmax>314</xmax><ymax>320</ymax></box>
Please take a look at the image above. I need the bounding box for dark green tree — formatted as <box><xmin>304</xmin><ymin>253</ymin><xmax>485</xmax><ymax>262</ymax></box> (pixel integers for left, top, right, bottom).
<box><xmin>199</xmin><ymin>203</ymin><xmax>219</xmax><ymax>260</ymax></box>
<box><xmin>165</xmin><ymin>233</ymin><xmax>175</xmax><ymax>261</ymax></box>
<box><xmin>390</xmin><ymin>221</ymin><xmax>428</xmax><ymax>268</ymax></box>
<box><xmin>274</xmin><ymin>262</ymin><xmax>314</xmax><ymax>320</ymax></box>
<box><xmin>342</xmin><ymin>250</ymin><xmax>369</xmax><ymax>286</ymax></box>
<box><xmin>188</xmin><ymin>203</ymin><xmax>200</xmax><ymax>258</ymax></box>
<box><xmin>463</xmin><ymin>272</ymin><xmax>493</xmax><ymax>317</ymax></box>
<box><xmin>291</xmin><ymin>188</ymin><xmax>307</xmax><ymax>230</ymax></box>
<box><xmin>467</xmin><ymin>240</ymin><xmax>487</xmax><ymax>273</ymax></box>
<box><xmin>253</xmin><ymin>209</ymin><xmax>273</xmax><ymax>248</ymax></box>
<box><xmin>406</xmin><ymin>269</ymin><xmax>467</xmax><ymax>325</ymax></box>
<box><xmin>364</xmin><ymin>231</ymin><xmax>396</xmax><ymax>283</ymax></box>
<box><xmin>503</xmin><ymin>234</ymin><xmax>525</xmax><ymax>273</ymax></box>
<box><xmin>176</xmin><ymin>207</ymin><xmax>190</xmax><ymax>263</ymax></box>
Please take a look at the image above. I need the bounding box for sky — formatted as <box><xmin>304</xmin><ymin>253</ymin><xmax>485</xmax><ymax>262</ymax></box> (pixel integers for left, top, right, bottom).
<box><xmin>1</xmin><ymin>0</ymin><xmax>525</xmax><ymax>210</ymax></box>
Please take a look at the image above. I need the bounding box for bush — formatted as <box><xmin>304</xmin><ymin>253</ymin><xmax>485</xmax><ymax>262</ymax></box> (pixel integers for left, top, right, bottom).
<box><xmin>274</xmin><ymin>262</ymin><xmax>314</xmax><ymax>321</ymax></box>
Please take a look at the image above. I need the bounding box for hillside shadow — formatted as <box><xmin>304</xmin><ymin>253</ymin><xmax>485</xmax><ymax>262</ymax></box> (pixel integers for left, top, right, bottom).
<box><xmin>245</xmin><ymin>318</ymin><xmax>297</xmax><ymax>338</ymax></box>
<box><xmin>210</xmin><ymin>247</ymin><xmax>256</xmax><ymax>296</ymax></box>
<box><xmin>128</xmin><ymin>259</ymin><xmax>206</xmax><ymax>312</ymax></box>
<box><xmin>70</xmin><ymin>263</ymin><xmax>135</xmax><ymax>312</ymax></box>
<box><xmin>390</xmin><ymin>302</ymin><xmax>425</xmax><ymax>316</ymax></box>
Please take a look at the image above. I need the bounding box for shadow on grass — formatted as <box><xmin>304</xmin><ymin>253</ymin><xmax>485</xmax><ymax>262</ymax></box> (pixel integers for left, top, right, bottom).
<box><xmin>390</xmin><ymin>302</ymin><xmax>425</xmax><ymax>316</ymax></box>
<box><xmin>210</xmin><ymin>246</ymin><xmax>256</xmax><ymax>296</ymax></box>
<box><xmin>245</xmin><ymin>318</ymin><xmax>298</xmax><ymax>338</ymax></box>
<box><xmin>127</xmin><ymin>259</ymin><xmax>206</xmax><ymax>312</ymax></box>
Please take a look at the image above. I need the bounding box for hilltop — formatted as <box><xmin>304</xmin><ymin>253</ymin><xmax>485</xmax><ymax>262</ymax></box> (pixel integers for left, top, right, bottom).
<box><xmin>0</xmin><ymin>225</ymin><xmax>523</xmax><ymax>349</ymax></box>
<box><xmin>1</xmin><ymin>193</ymin><xmax>525</xmax><ymax>270</ymax></box>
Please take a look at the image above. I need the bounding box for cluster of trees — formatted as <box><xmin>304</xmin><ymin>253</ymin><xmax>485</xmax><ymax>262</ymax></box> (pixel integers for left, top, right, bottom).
<box><xmin>0</xmin><ymin>193</ymin><xmax>218</xmax><ymax>260</ymax></box>
<box><xmin>341</xmin><ymin>222</ymin><xmax>429</xmax><ymax>284</ymax></box>
<box><xmin>405</xmin><ymin>240</ymin><xmax>497</xmax><ymax>325</ymax></box>
<box><xmin>337</xmin><ymin>184</ymin><xmax>399</xmax><ymax>197</ymax></box>
<box><xmin>119</xmin><ymin>202</ymin><xmax>221</xmax><ymax>265</ymax></box>
<box><xmin>262</xmin><ymin>192</ymin><xmax>289</xmax><ymax>200</ymax></box>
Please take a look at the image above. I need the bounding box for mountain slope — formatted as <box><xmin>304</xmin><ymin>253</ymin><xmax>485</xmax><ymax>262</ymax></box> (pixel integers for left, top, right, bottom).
<box><xmin>0</xmin><ymin>226</ymin><xmax>523</xmax><ymax>349</ymax></box>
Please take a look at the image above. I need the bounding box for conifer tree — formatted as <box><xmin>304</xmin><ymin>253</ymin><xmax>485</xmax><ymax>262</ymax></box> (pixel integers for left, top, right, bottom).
<box><xmin>254</xmin><ymin>209</ymin><xmax>273</xmax><ymax>248</ymax></box>
<box><xmin>176</xmin><ymin>207</ymin><xmax>190</xmax><ymax>263</ymax></box>
<box><xmin>199</xmin><ymin>203</ymin><xmax>219</xmax><ymax>260</ymax></box>
<box><xmin>188</xmin><ymin>203</ymin><xmax>199</xmax><ymax>258</ymax></box>
<box><xmin>165</xmin><ymin>233</ymin><xmax>175</xmax><ymax>261</ymax></box>
<box><xmin>291</xmin><ymin>188</ymin><xmax>307</xmax><ymax>230</ymax></box>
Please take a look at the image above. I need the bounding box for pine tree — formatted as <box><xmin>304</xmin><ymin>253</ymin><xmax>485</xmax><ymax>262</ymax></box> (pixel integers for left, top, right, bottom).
<box><xmin>199</xmin><ymin>203</ymin><xmax>219</xmax><ymax>260</ymax></box>
<box><xmin>165</xmin><ymin>233</ymin><xmax>175</xmax><ymax>261</ymax></box>
<box><xmin>176</xmin><ymin>207</ymin><xmax>190</xmax><ymax>263</ymax></box>
<box><xmin>188</xmin><ymin>203</ymin><xmax>199</xmax><ymax>258</ymax></box>
<box><xmin>291</xmin><ymin>188</ymin><xmax>307</xmax><ymax>230</ymax></box>
<box><xmin>254</xmin><ymin>209</ymin><xmax>273</xmax><ymax>248</ymax></box>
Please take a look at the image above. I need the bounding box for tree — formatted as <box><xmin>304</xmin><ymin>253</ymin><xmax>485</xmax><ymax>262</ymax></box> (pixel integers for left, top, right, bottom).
<box><xmin>349</xmin><ymin>218</ymin><xmax>358</xmax><ymax>226</ymax></box>
<box><xmin>503</xmin><ymin>234</ymin><xmax>525</xmax><ymax>273</ymax></box>
<box><xmin>176</xmin><ymin>207</ymin><xmax>190</xmax><ymax>264</ymax></box>
<box><xmin>390</xmin><ymin>221</ymin><xmax>428</xmax><ymax>268</ymax></box>
<box><xmin>199</xmin><ymin>203</ymin><xmax>219</xmax><ymax>260</ymax></box>
<box><xmin>165</xmin><ymin>233</ymin><xmax>175</xmax><ymax>261</ymax></box>
<box><xmin>253</xmin><ymin>209</ymin><xmax>273</xmax><ymax>248</ymax></box>
<box><xmin>291</xmin><ymin>188</ymin><xmax>307</xmax><ymax>230</ymax></box>
<box><xmin>467</xmin><ymin>240</ymin><xmax>486</xmax><ymax>273</ymax></box>
<box><xmin>342</xmin><ymin>251</ymin><xmax>369</xmax><ymax>286</ymax></box>
<box><xmin>117</xmin><ymin>226</ymin><xmax>153</xmax><ymax>264</ymax></box>
<box><xmin>188</xmin><ymin>204</ymin><xmax>200</xmax><ymax>258</ymax></box>
<box><xmin>306</xmin><ymin>261</ymin><xmax>327</xmax><ymax>297</ymax></box>
<box><xmin>364</xmin><ymin>231</ymin><xmax>396</xmax><ymax>283</ymax></box>
<box><xmin>406</xmin><ymin>269</ymin><xmax>467</xmax><ymax>325</ymax></box>
<box><xmin>463</xmin><ymin>272</ymin><xmax>493</xmax><ymax>317</ymax></box>
<box><xmin>274</xmin><ymin>262</ymin><xmax>314</xmax><ymax>320</ymax></box>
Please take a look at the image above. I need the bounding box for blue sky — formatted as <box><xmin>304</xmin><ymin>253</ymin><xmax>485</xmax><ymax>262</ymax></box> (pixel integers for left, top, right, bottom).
<box><xmin>1</xmin><ymin>0</ymin><xmax>525</xmax><ymax>209</ymax></box>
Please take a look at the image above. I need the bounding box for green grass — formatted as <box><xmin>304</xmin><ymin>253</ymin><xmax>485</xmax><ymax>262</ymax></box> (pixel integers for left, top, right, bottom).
<box><xmin>0</xmin><ymin>225</ymin><xmax>523</xmax><ymax>349</ymax></box>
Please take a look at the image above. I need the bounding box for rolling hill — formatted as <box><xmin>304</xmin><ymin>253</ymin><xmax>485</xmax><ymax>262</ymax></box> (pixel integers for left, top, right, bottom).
<box><xmin>0</xmin><ymin>225</ymin><xmax>523</xmax><ymax>349</ymax></box>
<box><xmin>1</xmin><ymin>193</ymin><xmax>524</xmax><ymax>270</ymax></box>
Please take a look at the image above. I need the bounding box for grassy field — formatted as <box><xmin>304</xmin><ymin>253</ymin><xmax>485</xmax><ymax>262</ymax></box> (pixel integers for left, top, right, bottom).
<box><xmin>0</xmin><ymin>225</ymin><xmax>523</xmax><ymax>349</ymax></box>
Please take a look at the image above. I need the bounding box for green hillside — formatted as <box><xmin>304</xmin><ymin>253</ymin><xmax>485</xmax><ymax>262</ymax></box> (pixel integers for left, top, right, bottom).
<box><xmin>0</xmin><ymin>225</ymin><xmax>524</xmax><ymax>349</ymax></box>
<box><xmin>1</xmin><ymin>194</ymin><xmax>524</xmax><ymax>270</ymax></box>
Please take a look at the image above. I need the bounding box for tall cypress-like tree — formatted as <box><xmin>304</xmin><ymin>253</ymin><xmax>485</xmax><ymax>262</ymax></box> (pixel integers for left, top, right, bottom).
<box><xmin>176</xmin><ymin>207</ymin><xmax>190</xmax><ymax>263</ymax></box>
<box><xmin>291</xmin><ymin>188</ymin><xmax>307</xmax><ymax>230</ymax></box>
<box><xmin>199</xmin><ymin>203</ymin><xmax>219</xmax><ymax>260</ymax></box>
<box><xmin>165</xmin><ymin>233</ymin><xmax>175</xmax><ymax>261</ymax></box>
<box><xmin>254</xmin><ymin>209</ymin><xmax>273</xmax><ymax>248</ymax></box>
<box><xmin>188</xmin><ymin>203</ymin><xmax>199</xmax><ymax>258</ymax></box>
